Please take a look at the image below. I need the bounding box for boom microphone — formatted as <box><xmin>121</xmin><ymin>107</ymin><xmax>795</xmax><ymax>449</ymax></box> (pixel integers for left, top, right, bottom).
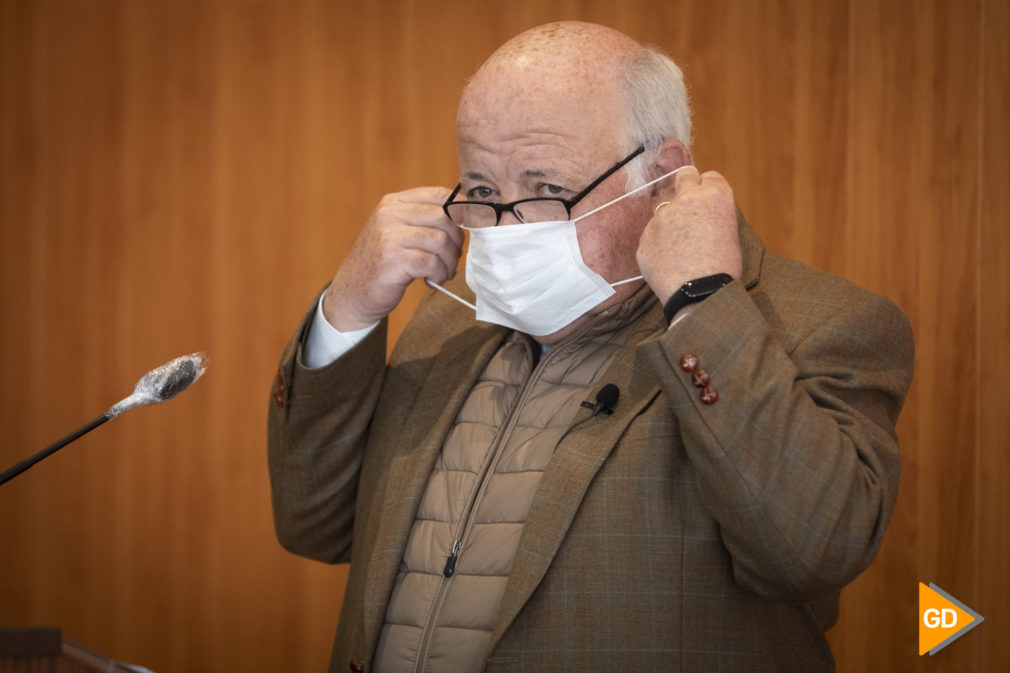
<box><xmin>0</xmin><ymin>352</ymin><xmax>208</xmax><ymax>486</ymax></box>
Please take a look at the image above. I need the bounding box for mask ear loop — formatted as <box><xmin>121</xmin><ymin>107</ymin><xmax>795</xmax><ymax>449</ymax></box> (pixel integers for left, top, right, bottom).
<box><xmin>572</xmin><ymin>163</ymin><xmax>695</xmax><ymax>287</ymax></box>
<box><xmin>426</xmin><ymin>162</ymin><xmax>693</xmax><ymax>309</ymax></box>
<box><xmin>571</xmin><ymin>163</ymin><xmax>694</xmax><ymax>223</ymax></box>
<box><xmin>425</xmin><ymin>278</ymin><xmax>477</xmax><ymax>310</ymax></box>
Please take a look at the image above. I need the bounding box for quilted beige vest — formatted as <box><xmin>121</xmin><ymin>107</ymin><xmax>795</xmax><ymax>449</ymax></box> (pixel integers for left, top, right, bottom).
<box><xmin>372</xmin><ymin>288</ymin><xmax>656</xmax><ymax>673</ymax></box>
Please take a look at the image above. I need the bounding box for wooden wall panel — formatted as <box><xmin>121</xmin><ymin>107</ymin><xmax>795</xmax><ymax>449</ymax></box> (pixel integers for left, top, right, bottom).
<box><xmin>978</xmin><ymin>0</ymin><xmax>1009</xmax><ymax>670</ymax></box>
<box><xmin>1</xmin><ymin>1</ymin><xmax>1006</xmax><ymax>671</ymax></box>
<box><xmin>828</xmin><ymin>1</ymin><xmax>983</xmax><ymax>671</ymax></box>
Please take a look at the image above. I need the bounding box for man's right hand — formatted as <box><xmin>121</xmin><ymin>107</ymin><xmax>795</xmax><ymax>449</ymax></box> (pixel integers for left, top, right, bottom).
<box><xmin>322</xmin><ymin>186</ymin><xmax>463</xmax><ymax>332</ymax></box>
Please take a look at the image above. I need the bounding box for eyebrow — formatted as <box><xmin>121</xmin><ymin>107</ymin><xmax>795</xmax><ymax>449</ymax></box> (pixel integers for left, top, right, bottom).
<box><xmin>461</xmin><ymin>169</ymin><xmax>567</xmax><ymax>182</ymax></box>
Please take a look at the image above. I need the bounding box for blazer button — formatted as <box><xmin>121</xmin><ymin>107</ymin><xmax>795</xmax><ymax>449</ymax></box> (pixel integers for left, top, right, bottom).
<box><xmin>692</xmin><ymin>369</ymin><xmax>710</xmax><ymax>388</ymax></box>
<box><xmin>349</xmin><ymin>659</ymin><xmax>364</xmax><ymax>673</ymax></box>
<box><xmin>700</xmin><ymin>386</ymin><xmax>719</xmax><ymax>405</ymax></box>
<box><xmin>679</xmin><ymin>353</ymin><xmax>699</xmax><ymax>372</ymax></box>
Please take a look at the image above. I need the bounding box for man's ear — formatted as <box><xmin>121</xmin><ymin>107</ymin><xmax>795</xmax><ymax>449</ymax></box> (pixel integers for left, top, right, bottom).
<box><xmin>649</xmin><ymin>138</ymin><xmax>691</xmax><ymax>196</ymax></box>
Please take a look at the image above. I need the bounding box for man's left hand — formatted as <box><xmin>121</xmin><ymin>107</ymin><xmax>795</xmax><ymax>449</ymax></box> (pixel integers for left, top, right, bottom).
<box><xmin>636</xmin><ymin>166</ymin><xmax>743</xmax><ymax>307</ymax></box>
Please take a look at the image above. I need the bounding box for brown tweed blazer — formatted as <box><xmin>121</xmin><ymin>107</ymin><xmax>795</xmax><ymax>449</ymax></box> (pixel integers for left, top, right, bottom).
<box><xmin>268</xmin><ymin>216</ymin><xmax>914</xmax><ymax>672</ymax></box>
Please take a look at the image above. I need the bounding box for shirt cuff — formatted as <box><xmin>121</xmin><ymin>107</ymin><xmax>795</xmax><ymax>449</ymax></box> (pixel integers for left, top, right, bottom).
<box><xmin>666</xmin><ymin>303</ymin><xmax>698</xmax><ymax>330</ymax></box>
<box><xmin>303</xmin><ymin>291</ymin><xmax>379</xmax><ymax>368</ymax></box>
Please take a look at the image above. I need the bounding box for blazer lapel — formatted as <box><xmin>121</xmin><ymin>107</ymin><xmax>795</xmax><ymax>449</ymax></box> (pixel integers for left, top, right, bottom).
<box><xmin>487</xmin><ymin>306</ymin><xmax>668</xmax><ymax>651</ymax></box>
<box><xmin>360</xmin><ymin>318</ymin><xmax>508</xmax><ymax>652</ymax></box>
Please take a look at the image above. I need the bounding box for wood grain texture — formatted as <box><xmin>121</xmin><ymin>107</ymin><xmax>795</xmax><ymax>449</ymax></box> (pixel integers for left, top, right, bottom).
<box><xmin>977</xmin><ymin>0</ymin><xmax>1009</xmax><ymax>670</ymax></box>
<box><xmin>828</xmin><ymin>1</ymin><xmax>984</xmax><ymax>671</ymax></box>
<box><xmin>0</xmin><ymin>1</ymin><xmax>1006</xmax><ymax>671</ymax></box>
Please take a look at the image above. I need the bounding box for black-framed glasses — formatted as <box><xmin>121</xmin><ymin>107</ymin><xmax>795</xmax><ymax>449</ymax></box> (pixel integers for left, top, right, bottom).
<box><xmin>443</xmin><ymin>145</ymin><xmax>646</xmax><ymax>228</ymax></box>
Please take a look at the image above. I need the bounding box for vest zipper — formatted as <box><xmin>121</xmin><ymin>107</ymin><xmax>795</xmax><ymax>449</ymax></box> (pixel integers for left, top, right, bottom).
<box><xmin>442</xmin><ymin>539</ymin><xmax>461</xmax><ymax>578</ymax></box>
<box><xmin>413</xmin><ymin>337</ymin><xmax>555</xmax><ymax>673</ymax></box>
<box><xmin>413</xmin><ymin>562</ymin><xmax>454</xmax><ymax>673</ymax></box>
<box><xmin>445</xmin><ymin>338</ymin><xmax>551</xmax><ymax>576</ymax></box>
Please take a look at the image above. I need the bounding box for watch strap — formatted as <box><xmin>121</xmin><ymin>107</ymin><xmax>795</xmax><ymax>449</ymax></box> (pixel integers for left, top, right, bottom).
<box><xmin>663</xmin><ymin>273</ymin><xmax>733</xmax><ymax>323</ymax></box>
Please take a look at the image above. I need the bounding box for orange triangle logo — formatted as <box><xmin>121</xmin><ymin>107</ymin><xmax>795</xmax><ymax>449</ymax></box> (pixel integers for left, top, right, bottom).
<box><xmin>918</xmin><ymin>582</ymin><xmax>984</xmax><ymax>655</ymax></box>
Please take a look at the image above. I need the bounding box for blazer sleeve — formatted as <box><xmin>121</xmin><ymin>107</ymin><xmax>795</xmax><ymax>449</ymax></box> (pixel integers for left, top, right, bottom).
<box><xmin>267</xmin><ymin>297</ymin><xmax>388</xmax><ymax>564</ymax></box>
<box><xmin>640</xmin><ymin>277</ymin><xmax>914</xmax><ymax>602</ymax></box>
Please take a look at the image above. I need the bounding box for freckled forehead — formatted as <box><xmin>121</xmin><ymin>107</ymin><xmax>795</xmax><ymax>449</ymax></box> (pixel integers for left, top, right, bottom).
<box><xmin>457</xmin><ymin>22</ymin><xmax>637</xmax><ymax>148</ymax></box>
<box><xmin>487</xmin><ymin>21</ymin><xmax>638</xmax><ymax>71</ymax></box>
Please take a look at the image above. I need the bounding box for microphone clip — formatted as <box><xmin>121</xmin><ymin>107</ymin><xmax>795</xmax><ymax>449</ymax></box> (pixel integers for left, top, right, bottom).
<box><xmin>553</xmin><ymin>384</ymin><xmax>621</xmax><ymax>454</ymax></box>
<box><xmin>580</xmin><ymin>399</ymin><xmax>614</xmax><ymax>416</ymax></box>
<box><xmin>580</xmin><ymin>383</ymin><xmax>620</xmax><ymax>417</ymax></box>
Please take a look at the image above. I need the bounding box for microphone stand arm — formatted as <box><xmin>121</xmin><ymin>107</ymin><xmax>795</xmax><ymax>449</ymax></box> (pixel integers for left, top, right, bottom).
<box><xmin>0</xmin><ymin>413</ymin><xmax>111</xmax><ymax>486</ymax></box>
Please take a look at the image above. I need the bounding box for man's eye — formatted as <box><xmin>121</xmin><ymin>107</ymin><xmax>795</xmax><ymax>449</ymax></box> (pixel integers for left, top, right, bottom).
<box><xmin>466</xmin><ymin>186</ymin><xmax>495</xmax><ymax>201</ymax></box>
<box><xmin>542</xmin><ymin>184</ymin><xmax>566</xmax><ymax>196</ymax></box>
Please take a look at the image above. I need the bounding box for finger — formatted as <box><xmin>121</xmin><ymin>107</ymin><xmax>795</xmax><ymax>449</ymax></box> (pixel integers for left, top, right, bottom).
<box><xmin>698</xmin><ymin>170</ymin><xmax>733</xmax><ymax>195</ymax></box>
<box><xmin>673</xmin><ymin>165</ymin><xmax>701</xmax><ymax>195</ymax></box>
<box><xmin>398</xmin><ymin>225</ymin><xmax>462</xmax><ymax>280</ymax></box>
<box><xmin>376</xmin><ymin>198</ymin><xmax>464</xmax><ymax>250</ymax></box>
<box><xmin>382</xmin><ymin>185</ymin><xmax>454</xmax><ymax>207</ymax></box>
<box><xmin>651</xmin><ymin>164</ymin><xmax>696</xmax><ymax>213</ymax></box>
<box><xmin>400</xmin><ymin>204</ymin><xmax>464</xmax><ymax>249</ymax></box>
<box><xmin>403</xmin><ymin>248</ymin><xmax>455</xmax><ymax>285</ymax></box>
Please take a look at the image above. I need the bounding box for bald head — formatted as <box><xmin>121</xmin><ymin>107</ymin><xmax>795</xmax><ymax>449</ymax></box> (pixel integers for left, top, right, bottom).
<box><xmin>457</xmin><ymin>22</ymin><xmax>692</xmax><ymax>193</ymax></box>
<box><xmin>467</xmin><ymin>21</ymin><xmax>640</xmax><ymax>92</ymax></box>
<box><xmin>459</xmin><ymin>22</ymin><xmax>639</xmax><ymax>154</ymax></box>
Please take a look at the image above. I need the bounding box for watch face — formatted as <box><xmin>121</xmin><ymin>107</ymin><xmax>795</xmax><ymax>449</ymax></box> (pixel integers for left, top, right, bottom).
<box><xmin>686</xmin><ymin>273</ymin><xmax>733</xmax><ymax>299</ymax></box>
<box><xmin>665</xmin><ymin>273</ymin><xmax>734</xmax><ymax>323</ymax></box>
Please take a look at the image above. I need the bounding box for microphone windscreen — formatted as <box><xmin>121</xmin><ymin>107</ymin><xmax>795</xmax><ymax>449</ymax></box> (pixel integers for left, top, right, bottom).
<box><xmin>147</xmin><ymin>354</ymin><xmax>207</xmax><ymax>401</ymax></box>
<box><xmin>597</xmin><ymin>383</ymin><xmax>620</xmax><ymax>412</ymax></box>
<box><xmin>108</xmin><ymin>352</ymin><xmax>208</xmax><ymax>417</ymax></box>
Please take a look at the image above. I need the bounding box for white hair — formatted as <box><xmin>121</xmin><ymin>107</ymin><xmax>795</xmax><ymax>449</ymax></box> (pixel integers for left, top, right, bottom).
<box><xmin>619</xmin><ymin>46</ymin><xmax>692</xmax><ymax>192</ymax></box>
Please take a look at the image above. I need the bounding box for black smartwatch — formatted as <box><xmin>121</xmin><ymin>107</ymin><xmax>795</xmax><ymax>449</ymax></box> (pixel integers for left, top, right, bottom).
<box><xmin>663</xmin><ymin>273</ymin><xmax>734</xmax><ymax>323</ymax></box>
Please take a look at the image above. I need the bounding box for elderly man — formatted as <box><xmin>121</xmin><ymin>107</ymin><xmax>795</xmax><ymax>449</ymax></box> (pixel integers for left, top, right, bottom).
<box><xmin>268</xmin><ymin>21</ymin><xmax>913</xmax><ymax>673</ymax></box>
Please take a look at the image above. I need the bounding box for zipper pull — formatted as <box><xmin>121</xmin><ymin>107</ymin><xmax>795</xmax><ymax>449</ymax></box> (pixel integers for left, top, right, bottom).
<box><xmin>443</xmin><ymin>539</ymin><xmax>461</xmax><ymax>578</ymax></box>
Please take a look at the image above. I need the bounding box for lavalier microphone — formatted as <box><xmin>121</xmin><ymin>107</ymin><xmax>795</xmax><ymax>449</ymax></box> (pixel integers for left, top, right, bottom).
<box><xmin>553</xmin><ymin>383</ymin><xmax>621</xmax><ymax>453</ymax></box>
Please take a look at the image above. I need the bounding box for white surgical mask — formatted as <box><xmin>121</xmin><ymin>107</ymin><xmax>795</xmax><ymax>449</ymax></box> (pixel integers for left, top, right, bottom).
<box><xmin>429</xmin><ymin>165</ymin><xmax>691</xmax><ymax>336</ymax></box>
